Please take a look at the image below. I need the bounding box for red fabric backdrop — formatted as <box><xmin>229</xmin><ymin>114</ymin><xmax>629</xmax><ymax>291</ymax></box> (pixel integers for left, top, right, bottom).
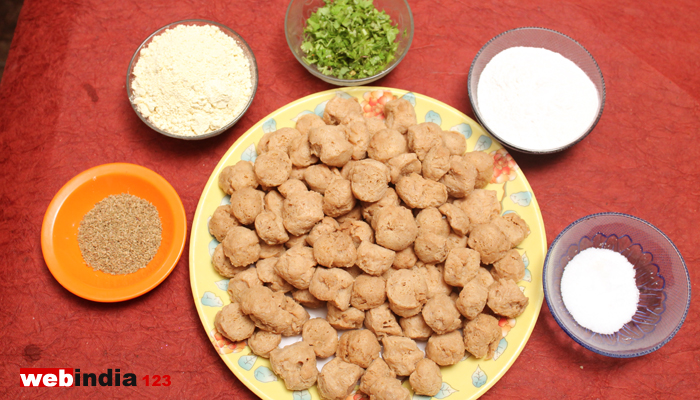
<box><xmin>1</xmin><ymin>0</ymin><xmax>698</xmax><ymax>398</ymax></box>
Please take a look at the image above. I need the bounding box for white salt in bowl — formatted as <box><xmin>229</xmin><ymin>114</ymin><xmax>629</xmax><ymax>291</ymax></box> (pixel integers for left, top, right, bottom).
<box><xmin>126</xmin><ymin>19</ymin><xmax>258</xmax><ymax>140</ymax></box>
<box><xmin>468</xmin><ymin>27</ymin><xmax>605</xmax><ymax>154</ymax></box>
<box><xmin>543</xmin><ymin>213</ymin><xmax>690</xmax><ymax>358</ymax></box>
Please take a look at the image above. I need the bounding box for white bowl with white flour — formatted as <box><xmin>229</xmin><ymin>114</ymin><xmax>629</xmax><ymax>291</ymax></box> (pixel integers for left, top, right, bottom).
<box><xmin>127</xmin><ymin>20</ymin><xmax>258</xmax><ymax>140</ymax></box>
<box><xmin>468</xmin><ymin>27</ymin><xmax>605</xmax><ymax>154</ymax></box>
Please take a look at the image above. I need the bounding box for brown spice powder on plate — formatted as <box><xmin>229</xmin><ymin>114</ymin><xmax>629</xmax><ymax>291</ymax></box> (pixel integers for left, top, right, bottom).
<box><xmin>78</xmin><ymin>193</ymin><xmax>163</xmax><ymax>275</ymax></box>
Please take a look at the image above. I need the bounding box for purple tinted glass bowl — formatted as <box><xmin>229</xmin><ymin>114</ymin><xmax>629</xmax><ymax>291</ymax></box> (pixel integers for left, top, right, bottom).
<box><xmin>543</xmin><ymin>212</ymin><xmax>690</xmax><ymax>357</ymax></box>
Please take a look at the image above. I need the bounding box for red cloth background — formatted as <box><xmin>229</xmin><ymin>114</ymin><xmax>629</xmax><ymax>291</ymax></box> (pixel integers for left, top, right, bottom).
<box><xmin>1</xmin><ymin>0</ymin><xmax>698</xmax><ymax>398</ymax></box>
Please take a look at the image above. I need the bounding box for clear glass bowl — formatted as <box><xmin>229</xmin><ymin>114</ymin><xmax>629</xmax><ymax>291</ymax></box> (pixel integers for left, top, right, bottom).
<box><xmin>285</xmin><ymin>0</ymin><xmax>413</xmax><ymax>86</ymax></box>
<box><xmin>126</xmin><ymin>19</ymin><xmax>258</xmax><ymax>140</ymax></box>
<box><xmin>468</xmin><ymin>27</ymin><xmax>605</xmax><ymax>154</ymax></box>
<box><xmin>543</xmin><ymin>212</ymin><xmax>690</xmax><ymax>357</ymax></box>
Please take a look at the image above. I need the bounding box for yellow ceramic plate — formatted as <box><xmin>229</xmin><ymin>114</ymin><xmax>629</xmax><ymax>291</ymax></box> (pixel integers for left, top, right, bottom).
<box><xmin>190</xmin><ymin>88</ymin><xmax>546</xmax><ymax>400</ymax></box>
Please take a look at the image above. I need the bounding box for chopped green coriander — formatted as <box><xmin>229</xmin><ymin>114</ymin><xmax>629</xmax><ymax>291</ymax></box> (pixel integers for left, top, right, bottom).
<box><xmin>301</xmin><ymin>0</ymin><xmax>401</xmax><ymax>79</ymax></box>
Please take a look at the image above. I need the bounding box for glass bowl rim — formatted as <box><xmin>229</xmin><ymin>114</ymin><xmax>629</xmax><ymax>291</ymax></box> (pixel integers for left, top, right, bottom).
<box><xmin>542</xmin><ymin>212</ymin><xmax>691</xmax><ymax>358</ymax></box>
<box><xmin>126</xmin><ymin>18</ymin><xmax>259</xmax><ymax>140</ymax></box>
<box><xmin>467</xmin><ymin>26</ymin><xmax>606</xmax><ymax>154</ymax></box>
<box><xmin>284</xmin><ymin>0</ymin><xmax>414</xmax><ymax>85</ymax></box>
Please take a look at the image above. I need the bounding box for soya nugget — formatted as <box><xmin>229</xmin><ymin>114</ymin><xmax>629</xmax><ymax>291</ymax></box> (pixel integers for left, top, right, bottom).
<box><xmin>395</xmin><ymin>173</ymin><xmax>448</xmax><ymax>209</ymax></box>
<box><xmin>441</xmin><ymin>129</ymin><xmax>467</xmax><ymax>155</ymax></box>
<box><xmin>306</xmin><ymin>216</ymin><xmax>340</xmax><ymax>247</ymax></box>
<box><xmin>421</xmin><ymin>293</ymin><xmax>462</xmax><ymax>335</ymax></box>
<box><xmin>227</xmin><ymin>267</ymin><xmax>263</xmax><ymax>304</ymax></box>
<box><xmin>351</xmin><ymin>274</ymin><xmax>387</xmax><ymax>311</ymax></box>
<box><xmin>338</xmin><ymin>219</ymin><xmax>374</xmax><ymax>247</ymax></box>
<box><xmin>212</xmin><ymin>243</ymin><xmax>246</xmax><ymax>278</ymax></box>
<box><xmin>240</xmin><ymin>286</ymin><xmax>309</xmax><ymax>336</ymax></box>
<box><xmin>406</xmin><ymin>122</ymin><xmax>442</xmax><ymax>161</ymax></box>
<box><xmin>456</xmin><ymin>278</ymin><xmax>489</xmax><ymax>320</ymax></box>
<box><xmin>371</xmin><ymin>205</ymin><xmax>418</xmax><ymax>251</ymax></box>
<box><xmin>274</xmin><ymin>245</ymin><xmax>316</xmax><ymax>290</ymax></box>
<box><xmin>308</xmin><ymin>267</ymin><xmax>355</xmax><ymax>311</ymax></box>
<box><xmin>222</xmin><ymin>226</ymin><xmax>260</xmax><ymax>268</ymax></box>
<box><xmin>415</xmin><ymin>207</ymin><xmax>450</xmax><ymax>237</ymax></box>
<box><xmin>475</xmin><ymin>266</ymin><xmax>495</xmax><ymax>288</ymax></box>
<box><xmin>313</xmin><ymin>231</ymin><xmax>357</xmax><ymax>269</ymax></box>
<box><xmin>492</xmin><ymin>249</ymin><xmax>526</xmax><ymax>282</ymax></box>
<box><xmin>364</xmin><ymin>116</ymin><xmax>387</xmax><ymax>136</ymax></box>
<box><xmin>323</xmin><ymin>95</ymin><xmax>364</xmax><ymax>125</ymax></box>
<box><xmin>422</xmin><ymin>145</ymin><xmax>451</xmax><ymax>181</ymax></box>
<box><xmin>409</xmin><ymin>358</ymin><xmax>442</xmax><ymax>397</ymax></box>
<box><xmin>317</xmin><ymin>357</ymin><xmax>365</xmax><ymax>400</ymax></box>
<box><xmin>260</xmin><ymin>127</ymin><xmax>302</xmax><ymax>155</ymax></box>
<box><xmin>384</xmin><ymin>98</ymin><xmax>417</xmax><ymax>134</ymax></box>
<box><xmin>327</xmin><ymin>304</ymin><xmax>365</xmax><ymax>330</ymax></box>
<box><xmin>309</xmin><ymin>125</ymin><xmax>354</xmax><ymax>167</ymax></box>
<box><xmin>487</xmin><ymin>278</ymin><xmax>529</xmax><ymax>318</ymax></box>
<box><xmin>393</xmin><ymin>246</ymin><xmax>418</xmax><ymax>269</ymax></box>
<box><xmin>361</xmin><ymin>187</ymin><xmax>400</xmax><ymax>225</ymax></box>
<box><xmin>346</xmin><ymin>119</ymin><xmax>371</xmax><ymax>160</ymax></box>
<box><xmin>218</xmin><ymin>160</ymin><xmax>259</xmax><ymax>195</ymax></box>
<box><xmin>283</xmin><ymin>189</ymin><xmax>324</xmax><ymax>236</ymax></box>
<box><xmin>364</xmin><ymin>302</ymin><xmax>403</xmax><ymax>338</ymax></box>
<box><xmin>438</xmin><ymin>202</ymin><xmax>471</xmax><ymax>236</ymax></box>
<box><xmin>248</xmin><ymin>330</ymin><xmax>282</xmax><ymax>358</ymax></box>
<box><xmin>386</xmin><ymin>269</ymin><xmax>428</xmax><ymax>318</ymax></box>
<box><xmin>462</xmin><ymin>150</ymin><xmax>494</xmax><ymax>188</ymax></box>
<box><xmin>367</xmin><ymin>128</ymin><xmax>408</xmax><ymax>162</ymax></box>
<box><xmin>349</xmin><ymin>159</ymin><xmax>391</xmax><ymax>202</ymax></box>
<box><xmin>366</xmin><ymin>376</ymin><xmax>411</xmax><ymax>400</ymax></box>
<box><xmin>468</xmin><ymin>222</ymin><xmax>511</xmax><ymax>264</ymax></box>
<box><xmin>295</xmin><ymin>112</ymin><xmax>326</xmax><ymax>136</ymax></box>
<box><xmin>208</xmin><ymin>204</ymin><xmax>239</xmax><ymax>242</ymax></box>
<box><xmin>455</xmin><ymin>189</ymin><xmax>501</xmax><ymax>225</ymax></box>
<box><xmin>323</xmin><ymin>178</ymin><xmax>356</xmax><ymax>218</ymax></box>
<box><xmin>302</xmin><ymin>318</ymin><xmax>338</xmax><ymax>359</ymax></box>
<box><xmin>359</xmin><ymin>358</ymin><xmax>396</xmax><ymax>396</ymax></box>
<box><xmin>492</xmin><ymin>213</ymin><xmax>530</xmax><ymax>247</ymax></box>
<box><xmin>443</xmin><ymin>247</ymin><xmax>480</xmax><ymax>287</ymax></box>
<box><xmin>256</xmin><ymin>257</ymin><xmax>293</xmax><ymax>293</ymax></box>
<box><xmin>292</xmin><ymin>289</ymin><xmax>325</xmax><ymax>309</ymax></box>
<box><xmin>381</xmin><ymin>336</ymin><xmax>424</xmax><ymax>376</ymax></box>
<box><xmin>425</xmin><ymin>330</ymin><xmax>465</xmax><ymax>366</ymax></box>
<box><xmin>254</xmin><ymin>210</ymin><xmax>289</xmax><ymax>246</ymax></box>
<box><xmin>214</xmin><ymin>302</ymin><xmax>255</xmax><ymax>343</ymax></box>
<box><xmin>445</xmin><ymin>232</ymin><xmax>468</xmax><ymax>254</ymax></box>
<box><xmin>264</xmin><ymin>190</ymin><xmax>285</xmax><ymax>216</ymax></box>
<box><xmin>413</xmin><ymin>232</ymin><xmax>448</xmax><ymax>264</ymax></box>
<box><xmin>387</xmin><ymin>152</ymin><xmax>422</xmax><ymax>184</ymax></box>
<box><xmin>304</xmin><ymin>164</ymin><xmax>338</xmax><ymax>195</ymax></box>
<box><xmin>289</xmin><ymin>131</ymin><xmax>319</xmax><ymax>167</ymax></box>
<box><xmin>254</xmin><ymin>149</ymin><xmax>292</xmax><ymax>187</ymax></box>
<box><xmin>463</xmin><ymin>313</ymin><xmax>501</xmax><ymax>359</ymax></box>
<box><xmin>269</xmin><ymin>341</ymin><xmax>318</xmax><ymax>391</ymax></box>
<box><xmin>229</xmin><ymin>186</ymin><xmax>265</xmax><ymax>225</ymax></box>
<box><xmin>414</xmin><ymin>262</ymin><xmax>452</xmax><ymax>300</ymax></box>
<box><xmin>356</xmin><ymin>241</ymin><xmax>396</xmax><ymax>276</ymax></box>
<box><xmin>439</xmin><ymin>155</ymin><xmax>478</xmax><ymax>198</ymax></box>
<box><xmin>400</xmin><ymin>313</ymin><xmax>433</xmax><ymax>341</ymax></box>
<box><xmin>259</xmin><ymin>242</ymin><xmax>285</xmax><ymax>259</ymax></box>
<box><xmin>278</xmin><ymin>178</ymin><xmax>308</xmax><ymax>199</ymax></box>
<box><xmin>336</xmin><ymin>329</ymin><xmax>381</xmax><ymax>368</ymax></box>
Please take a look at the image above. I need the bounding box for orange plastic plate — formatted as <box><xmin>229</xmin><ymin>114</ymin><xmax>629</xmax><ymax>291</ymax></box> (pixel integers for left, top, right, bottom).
<box><xmin>41</xmin><ymin>163</ymin><xmax>187</xmax><ymax>302</ymax></box>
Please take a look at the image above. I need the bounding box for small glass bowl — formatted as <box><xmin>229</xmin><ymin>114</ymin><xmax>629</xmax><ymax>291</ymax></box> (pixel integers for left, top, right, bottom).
<box><xmin>468</xmin><ymin>27</ymin><xmax>605</xmax><ymax>154</ymax></box>
<box><xmin>126</xmin><ymin>19</ymin><xmax>258</xmax><ymax>140</ymax></box>
<box><xmin>285</xmin><ymin>0</ymin><xmax>413</xmax><ymax>86</ymax></box>
<box><xmin>543</xmin><ymin>212</ymin><xmax>690</xmax><ymax>358</ymax></box>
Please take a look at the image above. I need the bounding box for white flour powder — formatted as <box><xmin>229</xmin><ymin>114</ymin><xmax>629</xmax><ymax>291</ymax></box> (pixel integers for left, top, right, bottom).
<box><xmin>477</xmin><ymin>47</ymin><xmax>599</xmax><ymax>152</ymax></box>
<box><xmin>560</xmin><ymin>248</ymin><xmax>640</xmax><ymax>335</ymax></box>
<box><xmin>131</xmin><ymin>24</ymin><xmax>253</xmax><ymax>137</ymax></box>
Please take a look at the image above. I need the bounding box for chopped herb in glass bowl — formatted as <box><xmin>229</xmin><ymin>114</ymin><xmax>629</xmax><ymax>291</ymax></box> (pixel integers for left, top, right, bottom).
<box><xmin>286</xmin><ymin>0</ymin><xmax>414</xmax><ymax>86</ymax></box>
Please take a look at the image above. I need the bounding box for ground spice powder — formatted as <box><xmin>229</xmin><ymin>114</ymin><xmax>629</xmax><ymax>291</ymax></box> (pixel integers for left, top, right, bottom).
<box><xmin>78</xmin><ymin>193</ymin><xmax>163</xmax><ymax>275</ymax></box>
